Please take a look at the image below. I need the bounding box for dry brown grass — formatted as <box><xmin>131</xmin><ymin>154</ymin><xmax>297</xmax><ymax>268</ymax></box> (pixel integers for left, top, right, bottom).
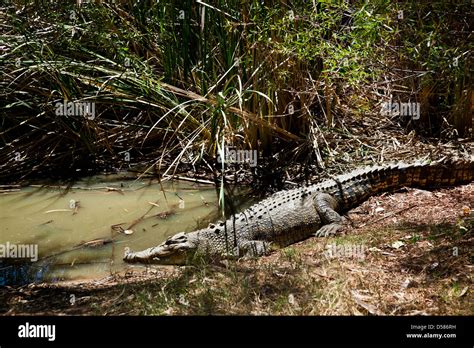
<box><xmin>1</xmin><ymin>184</ymin><xmax>472</xmax><ymax>316</ymax></box>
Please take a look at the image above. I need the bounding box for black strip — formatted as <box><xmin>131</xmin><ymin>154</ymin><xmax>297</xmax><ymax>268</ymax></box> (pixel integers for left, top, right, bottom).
<box><xmin>0</xmin><ymin>316</ymin><xmax>471</xmax><ymax>346</ymax></box>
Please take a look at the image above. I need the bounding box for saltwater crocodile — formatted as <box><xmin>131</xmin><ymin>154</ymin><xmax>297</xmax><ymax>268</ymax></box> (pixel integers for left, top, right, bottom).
<box><xmin>124</xmin><ymin>158</ymin><xmax>473</xmax><ymax>264</ymax></box>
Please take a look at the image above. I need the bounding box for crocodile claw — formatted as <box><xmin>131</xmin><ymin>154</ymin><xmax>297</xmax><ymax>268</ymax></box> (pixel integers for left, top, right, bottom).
<box><xmin>314</xmin><ymin>223</ymin><xmax>344</xmax><ymax>237</ymax></box>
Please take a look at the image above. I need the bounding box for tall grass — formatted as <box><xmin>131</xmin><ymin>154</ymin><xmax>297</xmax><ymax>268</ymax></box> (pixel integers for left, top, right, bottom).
<box><xmin>390</xmin><ymin>1</ymin><xmax>472</xmax><ymax>137</ymax></box>
<box><xmin>0</xmin><ymin>0</ymin><xmax>471</xmax><ymax>183</ymax></box>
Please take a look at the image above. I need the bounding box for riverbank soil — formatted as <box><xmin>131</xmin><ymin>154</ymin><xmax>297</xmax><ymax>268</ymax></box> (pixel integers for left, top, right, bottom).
<box><xmin>2</xmin><ymin>183</ymin><xmax>472</xmax><ymax>315</ymax></box>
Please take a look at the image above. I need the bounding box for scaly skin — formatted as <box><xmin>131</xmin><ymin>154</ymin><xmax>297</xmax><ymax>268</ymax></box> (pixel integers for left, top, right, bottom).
<box><xmin>124</xmin><ymin>158</ymin><xmax>474</xmax><ymax>265</ymax></box>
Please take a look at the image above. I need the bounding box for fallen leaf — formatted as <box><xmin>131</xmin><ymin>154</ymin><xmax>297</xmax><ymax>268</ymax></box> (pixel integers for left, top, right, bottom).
<box><xmin>457</xmin><ymin>286</ymin><xmax>468</xmax><ymax>297</ymax></box>
<box><xmin>375</xmin><ymin>207</ymin><xmax>385</xmax><ymax>213</ymax></box>
<box><xmin>391</xmin><ymin>241</ymin><xmax>405</xmax><ymax>249</ymax></box>
<box><xmin>351</xmin><ymin>290</ymin><xmax>384</xmax><ymax>315</ymax></box>
<box><xmin>401</xmin><ymin>278</ymin><xmax>415</xmax><ymax>289</ymax></box>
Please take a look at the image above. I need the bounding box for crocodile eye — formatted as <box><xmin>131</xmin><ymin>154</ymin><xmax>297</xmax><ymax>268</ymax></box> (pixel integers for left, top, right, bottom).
<box><xmin>166</xmin><ymin>237</ymin><xmax>184</xmax><ymax>245</ymax></box>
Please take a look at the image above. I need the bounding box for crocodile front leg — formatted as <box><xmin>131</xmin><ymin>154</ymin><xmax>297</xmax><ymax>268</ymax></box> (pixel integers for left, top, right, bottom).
<box><xmin>313</xmin><ymin>193</ymin><xmax>346</xmax><ymax>237</ymax></box>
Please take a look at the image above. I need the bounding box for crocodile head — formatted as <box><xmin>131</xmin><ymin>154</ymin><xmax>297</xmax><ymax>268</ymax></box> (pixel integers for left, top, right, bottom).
<box><xmin>123</xmin><ymin>232</ymin><xmax>198</xmax><ymax>265</ymax></box>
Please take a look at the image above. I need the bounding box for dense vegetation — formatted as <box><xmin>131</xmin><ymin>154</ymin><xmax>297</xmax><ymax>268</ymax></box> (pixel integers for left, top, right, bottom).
<box><xmin>1</xmin><ymin>0</ymin><xmax>472</xmax><ymax>182</ymax></box>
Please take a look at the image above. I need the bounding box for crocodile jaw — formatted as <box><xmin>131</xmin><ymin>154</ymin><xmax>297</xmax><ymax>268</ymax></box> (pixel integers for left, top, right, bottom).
<box><xmin>123</xmin><ymin>232</ymin><xmax>197</xmax><ymax>265</ymax></box>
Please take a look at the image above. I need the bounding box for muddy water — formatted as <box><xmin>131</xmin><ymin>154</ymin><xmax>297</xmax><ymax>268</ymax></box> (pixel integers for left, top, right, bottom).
<box><xmin>0</xmin><ymin>176</ymin><xmax>223</xmax><ymax>285</ymax></box>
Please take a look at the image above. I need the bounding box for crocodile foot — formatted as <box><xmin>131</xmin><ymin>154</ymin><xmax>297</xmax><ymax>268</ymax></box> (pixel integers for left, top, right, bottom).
<box><xmin>314</xmin><ymin>222</ymin><xmax>344</xmax><ymax>237</ymax></box>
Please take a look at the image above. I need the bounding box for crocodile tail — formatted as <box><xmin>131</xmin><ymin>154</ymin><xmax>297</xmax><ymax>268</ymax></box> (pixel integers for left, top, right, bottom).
<box><xmin>382</xmin><ymin>157</ymin><xmax>474</xmax><ymax>190</ymax></box>
<box><xmin>335</xmin><ymin>157</ymin><xmax>474</xmax><ymax>210</ymax></box>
